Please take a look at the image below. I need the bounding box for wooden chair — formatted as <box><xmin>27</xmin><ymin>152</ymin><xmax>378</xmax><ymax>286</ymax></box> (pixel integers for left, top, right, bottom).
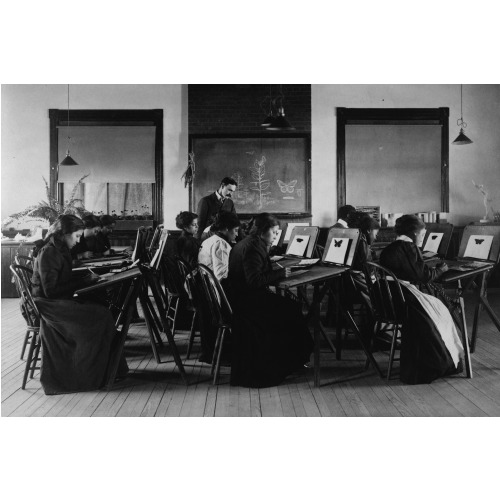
<box><xmin>196</xmin><ymin>264</ymin><xmax>233</xmax><ymax>385</ymax></box>
<box><xmin>10</xmin><ymin>264</ymin><xmax>42</xmax><ymax>388</ymax></box>
<box><xmin>177</xmin><ymin>259</ymin><xmax>198</xmax><ymax>360</ymax></box>
<box><xmin>363</xmin><ymin>262</ymin><xmax>407</xmax><ymax>380</ymax></box>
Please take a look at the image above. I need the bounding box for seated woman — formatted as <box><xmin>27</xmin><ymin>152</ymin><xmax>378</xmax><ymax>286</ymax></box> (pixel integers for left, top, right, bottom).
<box><xmin>198</xmin><ymin>211</ymin><xmax>240</xmax><ymax>281</ymax></box>
<box><xmin>380</xmin><ymin>214</ymin><xmax>464</xmax><ymax>384</ymax></box>
<box><xmin>32</xmin><ymin>214</ymin><xmax>128</xmax><ymax>395</ymax></box>
<box><xmin>71</xmin><ymin>213</ymin><xmax>102</xmax><ymax>260</ymax></box>
<box><xmin>87</xmin><ymin>214</ymin><xmax>116</xmax><ymax>256</ymax></box>
<box><xmin>227</xmin><ymin>213</ymin><xmax>313</xmax><ymax>388</ymax></box>
<box><xmin>346</xmin><ymin>212</ymin><xmax>380</xmax><ymax>328</ymax></box>
<box><xmin>175</xmin><ymin>211</ymin><xmax>200</xmax><ymax>267</ymax></box>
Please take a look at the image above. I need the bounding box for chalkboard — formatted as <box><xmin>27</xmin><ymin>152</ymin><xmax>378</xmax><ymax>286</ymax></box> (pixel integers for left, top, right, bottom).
<box><xmin>190</xmin><ymin>135</ymin><xmax>311</xmax><ymax>215</ymax></box>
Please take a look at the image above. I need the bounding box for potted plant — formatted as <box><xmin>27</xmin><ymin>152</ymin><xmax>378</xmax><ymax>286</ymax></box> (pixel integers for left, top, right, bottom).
<box><xmin>2</xmin><ymin>174</ymin><xmax>89</xmax><ymax>236</ymax></box>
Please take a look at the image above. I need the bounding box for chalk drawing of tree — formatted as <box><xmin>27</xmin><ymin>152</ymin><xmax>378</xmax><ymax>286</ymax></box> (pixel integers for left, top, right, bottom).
<box><xmin>249</xmin><ymin>155</ymin><xmax>271</xmax><ymax>209</ymax></box>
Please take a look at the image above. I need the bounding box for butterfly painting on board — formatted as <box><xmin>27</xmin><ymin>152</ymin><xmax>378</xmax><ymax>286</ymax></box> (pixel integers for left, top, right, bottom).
<box><xmin>334</xmin><ymin>239</ymin><xmax>343</xmax><ymax>247</ymax></box>
<box><xmin>277</xmin><ymin>180</ymin><xmax>298</xmax><ymax>194</ymax></box>
<box><xmin>475</xmin><ymin>239</ymin><xmax>484</xmax><ymax>244</ymax></box>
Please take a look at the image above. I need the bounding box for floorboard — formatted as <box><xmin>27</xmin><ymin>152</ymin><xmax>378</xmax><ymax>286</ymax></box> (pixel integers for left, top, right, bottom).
<box><xmin>2</xmin><ymin>292</ymin><xmax>500</xmax><ymax>417</ymax></box>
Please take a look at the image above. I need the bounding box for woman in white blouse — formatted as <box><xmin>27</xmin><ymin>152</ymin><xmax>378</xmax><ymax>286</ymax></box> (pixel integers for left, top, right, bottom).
<box><xmin>198</xmin><ymin>211</ymin><xmax>240</xmax><ymax>281</ymax></box>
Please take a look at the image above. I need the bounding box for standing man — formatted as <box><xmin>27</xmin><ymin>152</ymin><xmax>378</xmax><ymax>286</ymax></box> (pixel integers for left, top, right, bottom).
<box><xmin>196</xmin><ymin>177</ymin><xmax>238</xmax><ymax>239</ymax></box>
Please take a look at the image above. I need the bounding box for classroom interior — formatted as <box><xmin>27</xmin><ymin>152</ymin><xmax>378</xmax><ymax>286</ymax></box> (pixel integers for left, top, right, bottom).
<box><xmin>2</xmin><ymin>83</ymin><xmax>500</xmax><ymax>417</ymax></box>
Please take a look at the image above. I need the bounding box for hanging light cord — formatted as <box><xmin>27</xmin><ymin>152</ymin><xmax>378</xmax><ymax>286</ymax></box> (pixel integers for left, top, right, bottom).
<box><xmin>67</xmin><ymin>84</ymin><xmax>71</xmax><ymax>148</ymax></box>
<box><xmin>457</xmin><ymin>84</ymin><xmax>467</xmax><ymax>129</ymax></box>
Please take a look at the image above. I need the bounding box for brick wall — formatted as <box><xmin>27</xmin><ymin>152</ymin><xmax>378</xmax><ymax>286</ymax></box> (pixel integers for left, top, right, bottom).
<box><xmin>188</xmin><ymin>84</ymin><xmax>311</xmax><ymax>133</ymax></box>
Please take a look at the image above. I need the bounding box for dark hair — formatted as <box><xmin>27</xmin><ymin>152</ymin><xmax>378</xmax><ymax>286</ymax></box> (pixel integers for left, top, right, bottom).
<box><xmin>395</xmin><ymin>214</ymin><xmax>425</xmax><ymax>237</ymax></box>
<box><xmin>41</xmin><ymin>214</ymin><xmax>85</xmax><ymax>250</ymax></box>
<box><xmin>82</xmin><ymin>214</ymin><xmax>101</xmax><ymax>229</ymax></box>
<box><xmin>250</xmin><ymin>213</ymin><xmax>280</xmax><ymax>236</ymax></box>
<box><xmin>349</xmin><ymin>212</ymin><xmax>380</xmax><ymax>233</ymax></box>
<box><xmin>338</xmin><ymin>205</ymin><xmax>356</xmax><ymax>221</ymax></box>
<box><xmin>211</xmin><ymin>211</ymin><xmax>240</xmax><ymax>232</ymax></box>
<box><xmin>220</xmin><ymin>177</ymin><xmax>238</xmax><ymax>187</ymax></box>
<box><xmin>175</xmin><ymin>211</ymin><xmax>198</xmax><ymax>230</ymax></box>
<box><xmin>100</xmin><ymin>214</ymin><xmax>115</xmax><ymax>227</ymax></box>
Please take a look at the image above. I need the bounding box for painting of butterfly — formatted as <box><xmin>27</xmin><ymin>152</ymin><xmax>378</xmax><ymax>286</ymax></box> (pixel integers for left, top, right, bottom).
<box><xmin>463</xmin><ymin>234</ymin><xmax>494</xmax><ymax>260</ymax></box>
<box><xmin>277</xmin><ymin>180</ymin><xmax>298</xmax><ymax>194</ymax></box>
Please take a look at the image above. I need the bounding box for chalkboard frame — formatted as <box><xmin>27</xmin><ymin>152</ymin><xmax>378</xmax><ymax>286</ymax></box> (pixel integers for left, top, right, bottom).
<box><xmin>189</xmin><ymin>133</ymin><xmax>312</xmax><ymax>218</ymax></box>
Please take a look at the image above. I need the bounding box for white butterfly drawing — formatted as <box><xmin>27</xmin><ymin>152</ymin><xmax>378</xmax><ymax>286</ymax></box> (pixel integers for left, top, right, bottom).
<box><xmin>277</xmin><ymin>180</ymin><xmax>297</xmax><ymax>194</ymax></box>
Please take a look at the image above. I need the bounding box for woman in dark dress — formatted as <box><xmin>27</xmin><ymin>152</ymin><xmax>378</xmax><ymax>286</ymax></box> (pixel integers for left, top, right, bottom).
<box><xmin>228</xmin><ymin>213</ymin><xmax>313</xmax><ymax>388</ymax></box>
<box><xmin>349</xmin><ymin>212</ymin><xmax>380</xmax><ymax>306</ymax></box>
<box><xmin>175</xmin><ymin>211</ymin><xmax>200</xmax><ymax>267</ymax></box>
<box><xmin>32</xmin><ymin>215</ymin><xmax>127</xmax><ymax>395</ymax></box>
<box><xmin>380</xmin><ymin>214</ymin><xmax>464</xmax><ymax>384</ymax></box>
<box><xmin>71</xmin><ymin>213</ymin><xmax>101</xmax><ymax>260</ymax></box>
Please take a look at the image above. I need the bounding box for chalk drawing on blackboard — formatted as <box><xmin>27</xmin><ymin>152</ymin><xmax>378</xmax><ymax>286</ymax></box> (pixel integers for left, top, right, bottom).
<box><xmin>296</xmin><ymin>188</ymin><xmax>304</xmax><ymax>198</ymax></box>
<box><xmin>249</xmin><ymin>155</ymin><xmax>274</xmax><ymax>209</ymax></box>
<box><xmin>277</xmin><ymin>180</ymin><xmax>298</xmax><ymax>200</ymax></box>
<box><xmin>245</xmin><ymin>151</ymin><xmax>255</xmax><ymax>155</ymax></box>
<box><xmin>231</xmin><ymin>171</ymin><xmax>250</xmax><ymax>206</ymax></box>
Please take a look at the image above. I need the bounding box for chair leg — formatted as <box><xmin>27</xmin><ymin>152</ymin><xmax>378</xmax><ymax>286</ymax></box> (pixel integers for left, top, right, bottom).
<box><xmin>387</xmin><ymin>325</ymin><xmax>399</xmax><ymax>381</ymax></box>
<box><xmin>213</xmin><ymin>327</ymin><xmax>227</xmax><ymax>385</ymax></box>
<box><xmin>22</xmin><ymin>330</ymin><xmax>38</xmax><ymax>390</ymax></box>
<box><xmin>186</xmin><ymin>311</ymin><xmax>197</xmax><ymax>360</ymax></box>
<box><xmin>211</xmin><ymin>327</ymin><xmax>223</xmax><ymax>378</ymax></box>
<box><xmin>20</xmin><ymin>330</ymin><xmax>31</xmax><ymax>360</ymax></box>
<box><xmin>364</xmin><ymin>321</ymin><xmax>380</xmax><ymax>370</ymax></box>
<box><xmin>30</xmin><ymin>331</ymin><xmax>41</xmax><ymax>379</ymax></box>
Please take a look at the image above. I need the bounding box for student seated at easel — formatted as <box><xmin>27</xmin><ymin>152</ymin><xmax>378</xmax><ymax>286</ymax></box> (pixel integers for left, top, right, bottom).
<box><xmin>71</xmin><ymin>214</ymin><xmax>101</xmax><ymax>260</ymax></box>
<box><xmin>379</xmin><ymin>215</ymin><xmax>464</xmax><ymax>384</ymax></box>
<box><xmin>175</xmin><ymin>211</ymin><xmax>200</xmax><ymax>268</ymax></box>
<box><xmin>198</xmin><ymin>212</ymin><xmax>240</xmax><ymax>281</ymax></box>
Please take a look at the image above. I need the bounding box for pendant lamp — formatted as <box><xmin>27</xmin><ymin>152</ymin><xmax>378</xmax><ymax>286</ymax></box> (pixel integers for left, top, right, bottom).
<box><xmin>59</xmin><ymin>84</ymin><xmax>79</xmax><ymax>166</ymax></box>
<box><xmin>260</xmin><ymin>84</ymin><xmax>275</xmax><ymax>127</ymax></box>
<box><xmin>263</xmin><ymin>84</ymin><xmax>295</xmax><ymax>131</ymax></box>
<box><xmin>452</xmin><ymin>84</ymin><xmax>473</xmax><ymax>145</ymax></box>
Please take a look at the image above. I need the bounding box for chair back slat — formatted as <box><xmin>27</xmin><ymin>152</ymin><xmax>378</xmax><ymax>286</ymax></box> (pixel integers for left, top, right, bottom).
<box><xmin>363</xmin><ymin>262</ymin><xmax>405</xmax><ymax>324</ymax></box>
<box><xmin>10</xmin><ymin>264</ymin><xmax>41</xmax><ymax>327</ymax></box>
<box><xmin>197</xmin><ymin>264</ymin><xmax>232</xmax><ymax>325</ymax></box>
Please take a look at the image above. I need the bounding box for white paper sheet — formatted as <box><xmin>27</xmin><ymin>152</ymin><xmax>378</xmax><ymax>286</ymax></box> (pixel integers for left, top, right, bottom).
<box><xmin>463</xmin><ymin>234</ymin><xmax>494</xmax><ymax>260</ymax></box>
<box><xmin>423</xmin><ymin>232</ymin><xmax>444</xmax><ymax>253</ymax></box>
<box><xmin>287</xmin><ymin>234</ymin><xmax>310</xmax><ymax>257</ymax></box>
<box><xmin>324</xmin><ymin>237</ymin><xmax>350</xmax><ymax>265</ymax></box>
<box><xmin>283</xmin><ymin>223</ymin><xmax>309</xmax><ymax>242</ymax></box>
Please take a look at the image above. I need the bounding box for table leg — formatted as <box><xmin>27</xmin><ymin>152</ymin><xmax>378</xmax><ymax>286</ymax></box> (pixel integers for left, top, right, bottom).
<box><xmin>313</xmin><ymin>283</ymin><xmax>321</xmax><ymax>387</ymax></box>
<box><xmin>335</xmin><ymin>280</ymin><xmax>342</xmax><ymax>360</ymax></box>
<box><xmin>457</xmin><ymin>279</ymin><xmax>473</xmax><ymax>378</ymax></box>
<box><xmin>471</xmin><ymin>272</ymin><xmax>486</xmax><ymax>353</ymax></box>
<box><xmin>105</xmin><ymin>276</ymin><xmax>143</xmax><ymax>390</ymax></box>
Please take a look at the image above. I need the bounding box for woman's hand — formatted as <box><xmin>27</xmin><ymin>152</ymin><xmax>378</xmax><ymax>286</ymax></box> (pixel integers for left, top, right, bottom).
<box><xmin>82</xmin><ymin>273</ymin><xmax>100</xmax><ymax>285</ymax></box>
<box><xmin>79</xmin><ymin>251</ymin><xmax>94</xmax><ymax>259</ymax></box>
<box><xmin>285</xmin><ymin>267</ymin><xmax>292</xmax><ymax>278</ymax></box>
<box><xmin>436</xmin><ymin>261</ymin><xmax>449</xmax><ymax>273</ymax></box>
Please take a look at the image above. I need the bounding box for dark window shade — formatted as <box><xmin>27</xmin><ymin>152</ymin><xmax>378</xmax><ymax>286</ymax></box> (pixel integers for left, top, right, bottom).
<box><xmin>58</xmin><ymin>126</ymin><xmax>156</xmax><ymax>183</ymax></box>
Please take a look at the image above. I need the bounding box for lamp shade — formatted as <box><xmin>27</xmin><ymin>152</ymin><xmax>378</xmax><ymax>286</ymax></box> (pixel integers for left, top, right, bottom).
<box><xmin>452</xmin><ymin>128</ymin><xmax>473</xmax><ymax>145</ymax></box>
<box><xmin>266</xmin><ymin>108</ymin><xmax>295</xmax><ymax>131</ymax></box>
<box><xmin>59</xmin><ymin>152</ymin><xmax>79</xmax><ymax>166</ymax></box>
<box><xmin>260</xmin><ymin>114</ymin><xmax>274</xmax><ymax>127</ymax></box>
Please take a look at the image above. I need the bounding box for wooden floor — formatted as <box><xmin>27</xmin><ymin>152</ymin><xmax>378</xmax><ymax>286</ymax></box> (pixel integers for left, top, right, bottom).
<box><xmin>2</xmin><ymin>294</ymin><xmax>500</xmax><ymax>417</ymax></box>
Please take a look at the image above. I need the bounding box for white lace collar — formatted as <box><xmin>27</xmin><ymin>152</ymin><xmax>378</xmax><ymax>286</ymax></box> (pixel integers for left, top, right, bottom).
<box><xmin>396</xmin><ymin>235</ymin><xmax>413</xmax><ymax>243</ymax></box>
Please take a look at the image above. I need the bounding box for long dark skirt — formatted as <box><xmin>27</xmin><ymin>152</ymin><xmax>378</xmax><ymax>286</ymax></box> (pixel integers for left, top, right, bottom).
<box><xmin>400</xmin><ymin>291</ymin><xmax>463</xmax><ymax>385</ymax></box>
<box><xmin>35</xmin><ymin>298</ymin><xmax>128</xmax><ymax>395</ymax></box>
<box><xmin>230</xmin><ymin>290</ymin><xmax>313</xmax><ymax>388</ymax></box>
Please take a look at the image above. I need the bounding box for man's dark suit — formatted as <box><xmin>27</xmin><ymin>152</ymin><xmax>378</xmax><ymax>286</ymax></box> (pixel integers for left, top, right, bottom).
<box><xmin>196</xmin><ymin>192</ymin><xmax>236</xmax><ymax>239</ymax></box>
